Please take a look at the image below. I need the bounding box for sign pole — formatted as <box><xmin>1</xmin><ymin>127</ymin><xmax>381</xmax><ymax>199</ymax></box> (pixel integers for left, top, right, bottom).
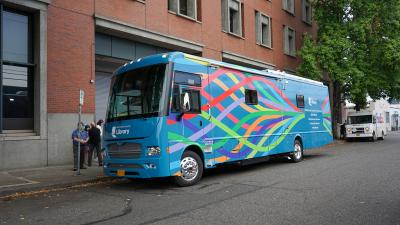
<box><xmin>76</xmin><ymin>90</ymin><xmax>84</xmax><ymax>175</ymax></box>
<box><xmin>77</xmin><ymin>104</ymin><xmax>81</xmax><ymax>175</ymax></box>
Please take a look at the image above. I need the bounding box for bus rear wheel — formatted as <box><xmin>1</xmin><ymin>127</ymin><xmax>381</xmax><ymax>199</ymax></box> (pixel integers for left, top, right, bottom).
<box><xmin>173</xmin><ymin>151</ymin><xmax>203</xmax><ymax>187</ymax></box>
<box><xmin>290</xmin><ymin>139</ymin><xmax>303</xmax><ymax>163</ymax></box>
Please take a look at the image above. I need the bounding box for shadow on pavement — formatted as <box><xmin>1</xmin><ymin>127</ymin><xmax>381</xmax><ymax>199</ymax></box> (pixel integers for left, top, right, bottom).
<box><xmin>102</xmin><ymin>153</ymin><xmax>329</xmax><ymax>191</ymax></box>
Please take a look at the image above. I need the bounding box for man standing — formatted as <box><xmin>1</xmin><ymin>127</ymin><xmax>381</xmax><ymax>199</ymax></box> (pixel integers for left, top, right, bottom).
<box><xmin>71</xmin><ymin>122</ymin><xmax>89</xmax><ymax>171</ymax></box>
<box><xmin>88</xmin><ymin>122</ymin><xmax>103</xmax><ymax>167</ymax></box>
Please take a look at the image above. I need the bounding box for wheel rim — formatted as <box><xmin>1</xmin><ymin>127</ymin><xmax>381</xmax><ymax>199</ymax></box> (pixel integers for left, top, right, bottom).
<box><xmin>294</xmin><ymin>143</ymin><xmax>302</xmax><ymax>160</ymax></box>
<box><xmin>180</xmin><ymin>157</ymin><xmax>199</xmax><ymax>182</ymax></box>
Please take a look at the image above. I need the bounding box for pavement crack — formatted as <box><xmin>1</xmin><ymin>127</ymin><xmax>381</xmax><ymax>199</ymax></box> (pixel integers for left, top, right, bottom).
<box><xmin>81</xmin><ymin>198</ymin><xmax>132</xmax><ymax>225</ymax></box>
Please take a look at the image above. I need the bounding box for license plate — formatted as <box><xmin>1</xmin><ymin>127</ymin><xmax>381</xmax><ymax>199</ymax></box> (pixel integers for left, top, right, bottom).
<box><xmin>356</xmin><ymin>134</ymin><xmax>360</xmax><ymax>136</ymax></box>
<box><xmin>117</xmin><ymin>169</ymin><xmax>125</xmax><ymax>177</ymax></box>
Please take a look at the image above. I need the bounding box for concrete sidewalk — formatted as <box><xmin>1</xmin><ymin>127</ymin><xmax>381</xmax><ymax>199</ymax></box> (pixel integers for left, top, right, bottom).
<box><xmin>0</xmin><ymin>165</ymin><xmax>106</xmax><ymax>198</ymax></box>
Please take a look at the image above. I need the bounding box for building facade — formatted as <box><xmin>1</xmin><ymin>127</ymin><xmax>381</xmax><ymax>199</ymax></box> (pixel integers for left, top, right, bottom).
<box><xmin>0</xmin><ymin>0</ymin><xmax>317</xmax><ymax>170</ymax></box>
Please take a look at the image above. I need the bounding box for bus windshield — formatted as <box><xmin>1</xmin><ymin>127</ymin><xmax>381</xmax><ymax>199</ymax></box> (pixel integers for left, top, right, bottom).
<box><xmin>348</xmin><ymin>115</ymin><xmax>372</xmax><ymax>124</ymax></box>
<box><xmin>107</xmin><ymin>64</ymin><xmax>167</xmax><ymax>122</ymax></box>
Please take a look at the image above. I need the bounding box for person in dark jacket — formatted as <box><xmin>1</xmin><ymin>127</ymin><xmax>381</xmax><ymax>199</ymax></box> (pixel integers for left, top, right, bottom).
<box><xmin>88</xmin><ymin>122</ymin><xmax>103</xmax><ymax>166</ymax></box>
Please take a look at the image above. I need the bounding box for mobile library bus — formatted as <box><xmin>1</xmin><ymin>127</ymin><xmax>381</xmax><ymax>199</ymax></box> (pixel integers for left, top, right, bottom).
<box><xmin>103</xmin><ymin>52</ymin><xmax>333</xmax><ymax>186</ymax></box>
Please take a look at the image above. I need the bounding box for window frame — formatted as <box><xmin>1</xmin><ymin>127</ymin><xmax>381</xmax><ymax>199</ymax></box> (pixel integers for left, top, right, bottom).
<box><xmin>0</xmin><ymin>6</ymin><xmax>35</xmax><ymax>132</ymax></box>
<box><xmin>302</xmin><ymin>0</ymin><xmax>312</xmax><ymax>25</ymax></box>
<box><xmin>168</xmin><ymin>0</ymin><xmax>198</xmax><ymax>21</ymax></box>
<box><xmin>222</xmin><ymin>0</ymin><xmax>243</xmax><ymax>37</ymax></box>
<box><xmin>255</xmin><ymin>11</ymin><xmax>272</xmax><ymax>48</ymax></box>
<box><xmin>282</xmin><ymin>0</ymin><xmax>295</xmax><ymax>15</ymax></box>
<box><xmin>283</xmin><ymin>25</ymin><xmax>296</xmax><ymax>57</ymax></box>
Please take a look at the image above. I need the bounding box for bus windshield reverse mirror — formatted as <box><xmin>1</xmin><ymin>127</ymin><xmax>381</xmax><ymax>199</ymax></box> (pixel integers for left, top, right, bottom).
<box><xmin>176</xmin><ymin>92</ymin><xmax>191</xmax><ymax>121</ymax></box>
<box><xmin>181</xmin><ymin>92</ymin><xmax>191</xmax><ymax>112</ymax></box>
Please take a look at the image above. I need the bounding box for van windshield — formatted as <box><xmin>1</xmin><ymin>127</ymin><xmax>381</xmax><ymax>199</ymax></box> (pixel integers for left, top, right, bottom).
<box><xmin>107</xmin><ymin>64</ymin><xmax>166</xmax><ymax>122</ymax></box>
<box><xmin>348</xmin><ymin>115</ymin><xmax>372</xmax><ymax>124</ymax></box>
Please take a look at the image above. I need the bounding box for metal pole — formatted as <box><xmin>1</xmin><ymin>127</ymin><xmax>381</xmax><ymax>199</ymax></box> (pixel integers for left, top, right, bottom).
<box><xmin>76</xmin><ymin>104</ymin><xmax>82</xmax><ymax>175</ymax></box>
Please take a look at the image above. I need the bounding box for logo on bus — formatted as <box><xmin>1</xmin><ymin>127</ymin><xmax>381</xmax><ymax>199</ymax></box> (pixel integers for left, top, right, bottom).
<box><xmin>111</xmin><ymin>126</ymin><xmax>130</xmax><ymax>138</ymax></box>
<box><xmin>308</xmin><ymin>97</ymin><xmax>318</xmax><ymax>106</ymax></box>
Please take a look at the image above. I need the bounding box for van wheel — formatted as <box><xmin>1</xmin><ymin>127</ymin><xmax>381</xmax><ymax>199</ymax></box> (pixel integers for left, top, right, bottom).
<box><xmin>173</xmin><ymin>151</ymin><xmax>203</xmax><ymax>187</ymax></box>
<box><xmin>379</xmin><ymin>131</ymin><xmax>384</xmax><ymax>140</ymax></box>
<box><xmin>371</xmin><ymin>132</ymin><xmax>377</xmax><ymax>142</ymax></box>
<box><xmin>290</xmin><ymin>139</ymin><xmax>303</xmax><ymax>163</ymax></box>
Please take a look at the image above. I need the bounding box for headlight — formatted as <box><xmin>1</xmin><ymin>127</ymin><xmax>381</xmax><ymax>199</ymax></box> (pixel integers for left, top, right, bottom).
<box><xmin>365</xmin><ymin>127</ymin><xmax>369</xmax><ymax>132</ymax></box>
<box><xmin>146</xmin><ymin>146</ymin><xmax>161</xmax><ymax>156</ymax></box>
<box><xmin>347</xmin><ymin>128</ymin><xmax>351</xmax><ymax>133</ymax></box>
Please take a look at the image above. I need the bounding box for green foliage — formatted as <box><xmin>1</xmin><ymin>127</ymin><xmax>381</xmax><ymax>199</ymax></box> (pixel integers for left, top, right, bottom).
<box><xmin>298</xmin><ymin>0</ymin><xmax>400</xmax><ymax>107</ymax></box>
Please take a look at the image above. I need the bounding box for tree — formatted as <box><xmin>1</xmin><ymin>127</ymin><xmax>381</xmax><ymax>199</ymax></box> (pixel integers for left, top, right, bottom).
<box><xmin>298</xmin><ymin>0</ymin><xmax>400</xmax><ymax>138</ymax></box>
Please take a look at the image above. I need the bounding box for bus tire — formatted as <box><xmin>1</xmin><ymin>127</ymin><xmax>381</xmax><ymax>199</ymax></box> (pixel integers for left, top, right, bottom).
<box><xmin>290</xmin><ymin>139</ymin><xmax>303</xmax><ymax>163</ymax></box>
<box><xmin>173</xmin><ymin>151</ymin><xmax>203</xmax><ymax>187</ymax></box>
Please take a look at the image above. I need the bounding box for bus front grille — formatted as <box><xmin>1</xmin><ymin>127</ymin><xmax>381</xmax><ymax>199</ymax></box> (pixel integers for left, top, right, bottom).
<box><xmin>108</xmin><ymin>143</ymin><xmax>142</xmax><ymax>159</ymax></box>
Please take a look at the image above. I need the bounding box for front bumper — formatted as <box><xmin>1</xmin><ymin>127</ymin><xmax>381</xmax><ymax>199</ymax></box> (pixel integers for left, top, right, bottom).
<box><xmin>346</xmin><ymin>133</ymin><xmax>373</xmax><ymax>138</ymax></box>
<box><xmin>103</xmin><ymin>158</ymin><xmax>170</xmax><ymax>179</ymax></box>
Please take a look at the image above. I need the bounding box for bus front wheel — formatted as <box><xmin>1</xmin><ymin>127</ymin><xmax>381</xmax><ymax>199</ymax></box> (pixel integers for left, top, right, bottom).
<box><xmin>173</xmin><ymin>151</ymin><xmax>203</xmax><ymax>187</ymax></box>
<box><xmin>290</xmin><ymin>139</ymin><xmax>303</xmax><ymax>163</ymax></box>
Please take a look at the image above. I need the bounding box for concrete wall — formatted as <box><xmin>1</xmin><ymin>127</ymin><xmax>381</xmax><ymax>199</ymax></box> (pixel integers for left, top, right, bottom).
<box><xmin>0</xmin><ymin>139</ymin><xmax>47</xmax><ymax>170</ymax></box>
<box><xmin>0</xmin><ymin>113</ymin><xmax>94</xmax><ymax>170</ymax></box>
<box><xmin>47</xmin><ymin>113</ymin><xmax>95</xmax><ymax>166</ymax></box>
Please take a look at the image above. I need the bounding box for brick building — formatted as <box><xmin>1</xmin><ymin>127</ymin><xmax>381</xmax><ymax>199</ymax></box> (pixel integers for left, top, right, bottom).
<box><xmin>0</xmin><ymin>0</ymin><xmax>316</xmax><ymax>170</ymax></box>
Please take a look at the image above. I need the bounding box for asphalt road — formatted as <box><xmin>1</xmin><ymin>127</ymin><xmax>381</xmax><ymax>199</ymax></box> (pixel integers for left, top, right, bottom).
<box><xmin>1</xmin><ymin>133</ymin><xmax>400</xmax><ymax>225</ymax></box>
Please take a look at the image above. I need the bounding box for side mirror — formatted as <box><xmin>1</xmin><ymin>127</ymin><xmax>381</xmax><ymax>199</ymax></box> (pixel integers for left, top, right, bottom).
<box><xmin>176</xmin><ymin>92</ymin><xmax>191</xmax><ymax>122</ymax></box>
<box><xmin>180</xmin><ymin>92</ymin><xmax>191</xmax><ymax>113</ymax></box>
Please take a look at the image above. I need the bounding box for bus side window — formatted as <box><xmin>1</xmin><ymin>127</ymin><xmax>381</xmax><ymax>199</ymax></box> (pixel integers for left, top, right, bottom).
<box><xmin>296</xmin><ymin>95</ymin><xmax>305</xmax><ymax>108</ymax></box>
<box><xmin>245</xmin><ymin>89</ymin><xmax>258</xmax><ymax>105</ymax></box>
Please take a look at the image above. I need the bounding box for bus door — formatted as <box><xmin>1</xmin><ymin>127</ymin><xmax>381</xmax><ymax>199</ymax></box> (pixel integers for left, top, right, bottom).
<box><xmin>171</xmin><ymin>69</ymin><xmax>213</xmax><ymax>167</ymax></box>
<box><xmin>280</xmin><ymin>78</ymin><xmax>306</xmax><ymax>150</ymax></box>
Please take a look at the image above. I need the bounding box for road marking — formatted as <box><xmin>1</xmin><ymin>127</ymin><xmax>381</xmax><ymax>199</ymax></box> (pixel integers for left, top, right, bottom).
<box><xmin>0</xmin><ymin>172</ymin><xmax>39</xmax><ymax>189</ymax></box>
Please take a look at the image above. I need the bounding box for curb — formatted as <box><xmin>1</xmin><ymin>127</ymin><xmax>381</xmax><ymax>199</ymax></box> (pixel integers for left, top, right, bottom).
<box><xmin>0</xmin><ymin>176</ymin><xmax>113</xmax><ymax>200</ymax></box>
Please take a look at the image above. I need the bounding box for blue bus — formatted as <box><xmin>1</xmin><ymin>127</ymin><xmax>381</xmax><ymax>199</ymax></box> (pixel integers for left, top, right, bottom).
<box><xmin>103</xmin><ymin>52</ymin><xmax>333</xmax><ymax>186</ymax></box>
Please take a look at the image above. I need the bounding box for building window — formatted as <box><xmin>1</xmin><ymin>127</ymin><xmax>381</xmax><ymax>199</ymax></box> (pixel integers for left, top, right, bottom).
<box><xmin>255</xmin><ymin>11</ymin><xmax>272</xmax><ymax>48</ymax></box>
<box><xmin>245</xmin><ymin>89</ymin><xmax>258</xmax><ymax>105</ymax></box>
<box><xmin>302</xmin><ymin>0</ymin><xmax>312</xmax><ymax>24</ymax></box>
<box><xmin>296</xmin><ymin>95</ymin><xmax>304</xmax><ymax>108</ymax></box>
<box><xmin>1</xmin><ymin>7</ymin><xmax>34</xmax><ymax>131</ymax></box>
<box><xmin>168</xmin><ymin>0</ymin><xmax>198</xmax><ymax>21</ymax></box>
<box><xmin>282</xmin><ymin>0</ymin><xmax>294</xmax><ymax>14</ymax></box>
<box><xmin>284</xmin><ymin>25</ymin><xmax>296</xmax><ymax>57</ymax></box>
<box><xmin>222</xmin><ymin>0</ymin><xmax>243</xmax><ymax>37</ymax></box>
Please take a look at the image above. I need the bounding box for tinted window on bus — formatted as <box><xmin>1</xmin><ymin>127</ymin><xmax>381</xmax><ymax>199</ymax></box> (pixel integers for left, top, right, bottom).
<box><xmin>245</xmin><ymin>89</ymin><xmax>258</xmax><ymax>105</ymax></box>
<box><xmin>297</xmin><ymin>95</ymin><xmax>305</xmax><ymax>108</ymax></box>
<box><xmin>174</xmin><ymin>71</ymin><xmax>201</xmax><ymax>86</ymax></box>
